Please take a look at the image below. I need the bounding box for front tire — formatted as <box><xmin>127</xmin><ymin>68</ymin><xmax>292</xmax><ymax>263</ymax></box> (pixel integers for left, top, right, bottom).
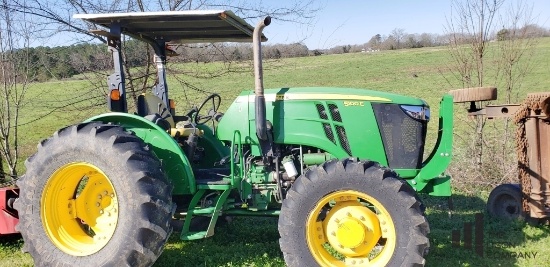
<box><xmin>15</xmin><ymin>122</ymin><xmax>173</xmax><ymax>267</ymax></box>
<box><xmin>278</xmin><ymin>159</ymin><xmax>429</xmax><ymax>267</ymax></box>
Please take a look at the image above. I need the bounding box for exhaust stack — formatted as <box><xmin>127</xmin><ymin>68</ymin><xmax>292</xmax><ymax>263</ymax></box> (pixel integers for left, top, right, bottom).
<box><xmin>253</xmin><ymin>16</ymin><xmax>271</xmax><ymax>141</ymax></box>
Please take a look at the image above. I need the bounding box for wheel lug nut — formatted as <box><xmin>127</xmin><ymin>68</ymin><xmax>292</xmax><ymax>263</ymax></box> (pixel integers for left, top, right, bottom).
<box><xmin>360</xmin><ymin>216</ymin><xmax>366</xmax><ymax>221</ymax></box>
<box><xmin>96</xmin><ymin>202</ymin><xmax>100</xmax><ymax>207</ymax></box>
<box><xmin>110</xmin><ymin>193</ymin><xmax>115</xmax><ymax>198</ymax></box>
<box><xmin>99</xmin><ymin>209</ymin><xmax>104</xmax><ymax>214</ymax></box>
<box><xmin>346</xmin><ymin>212</ymin><xmax>352</xmax><ymax>217</ymax></box>
<box><xmin>103</xmin><ymin>190</ymin><xmax>108</xmax><ymax>196</ymax></box>
<box><xmin>331</xmin><ymin>231</ymin><xmax>336</xmax><ymax>236</ymax></box>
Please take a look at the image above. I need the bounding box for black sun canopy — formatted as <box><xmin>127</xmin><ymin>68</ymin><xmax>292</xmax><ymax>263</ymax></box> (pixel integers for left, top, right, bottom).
<box><xmin>74</xmin><ymin>10</ymin><xmax>267</xmax><ymax>43</ymax></box>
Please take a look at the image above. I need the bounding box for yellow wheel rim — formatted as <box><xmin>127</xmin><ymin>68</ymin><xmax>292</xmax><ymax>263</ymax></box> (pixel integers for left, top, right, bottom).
<box><xmin>306</xmin><ymin>190</ymin><xmax>396</xmax><ymax>266</ymax></box>
<box><xmin>41</xmin><ymin>162</ymin><xmax>119</xmax><ymax>256</ymax></box>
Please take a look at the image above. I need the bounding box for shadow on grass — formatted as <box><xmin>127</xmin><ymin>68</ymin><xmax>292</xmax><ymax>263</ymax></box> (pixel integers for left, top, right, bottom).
<box><xmin>4</xmin><ymin>194</ymin><xmax>549</xmax><ymax>267</ymax></box>
<box><xmin>155</xmin><ymin>217</ymin><xmax>285</xmax><ymax>267</ymax></box>
<box><xmin>0</xmin><ymin>233</ymin><xmax>23</xmax><ymax>248</ymax></box>
<box><xmin>422</xmin><ymin>193</ymin><xmax>549</xmax><ymax>267</ymax></box>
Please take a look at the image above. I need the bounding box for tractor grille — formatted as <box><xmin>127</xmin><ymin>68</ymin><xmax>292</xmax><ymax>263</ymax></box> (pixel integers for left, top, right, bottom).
<box><xmin>323</xmin><ymin>123</ymin><xmax>336</xmax><ymax>144</ymax></box>
<box><xmin>336</xmin><ymin>125</ymin><xmax>351</xmax><ymax>155</ymax></box>
<box><xmin>328</xmin><ymin>104</ymin><xmax>342</xmax><ymax>122</ymax></box>
<box><xmin>372</xmin><ymin>103</ymin><xmax>427</xmax><ymax>169</ymax></box>
<box><xmin>316</xmin><ymin>104</ymin><xmax>328</xmax><ymax>119</ymax></box>
<box><xmin>317</xmin><ymin>102</ymin><xmax>349</xmax><ymax>152</ymax></box>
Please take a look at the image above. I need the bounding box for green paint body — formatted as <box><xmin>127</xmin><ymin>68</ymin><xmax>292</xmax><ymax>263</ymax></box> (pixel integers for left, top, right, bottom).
<box><xmin>85</xmin><ymin>87</ymin><xmax>453</xmax><ymax>227</ymax></box>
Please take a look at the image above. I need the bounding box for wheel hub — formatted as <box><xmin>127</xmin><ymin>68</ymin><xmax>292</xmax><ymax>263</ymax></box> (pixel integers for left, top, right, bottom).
<box><xmin>41</xmin><ymin>162</ymin><xmax>119</xmax><ymax>256</ymax></box>
<box><xmin>324</xmin><ymin>202</ymin><xmax>382</xmax><ymax>256</ymax></box>
<box><xmin>306</xmin><ymin>190</ymin><xmax>397</xmax><ymax>266</ymax></box>
<box><xmin>335</xmin><ymin>218</ymin><xmax>365</xmax><ymax>248</ymax></box>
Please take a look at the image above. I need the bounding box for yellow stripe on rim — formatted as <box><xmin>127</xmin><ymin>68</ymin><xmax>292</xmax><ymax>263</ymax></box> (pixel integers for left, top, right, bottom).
<box><xmin>41</xmin><ymin>162</ymin><xmax>119</xmax><ymax>256</ymax></box>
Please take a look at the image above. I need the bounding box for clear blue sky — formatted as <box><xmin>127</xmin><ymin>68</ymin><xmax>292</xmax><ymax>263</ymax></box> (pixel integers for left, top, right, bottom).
<box><xmin>263</xmin><ymin>0</ymin><xmax>550</xmax><ymax>49</ymax></box>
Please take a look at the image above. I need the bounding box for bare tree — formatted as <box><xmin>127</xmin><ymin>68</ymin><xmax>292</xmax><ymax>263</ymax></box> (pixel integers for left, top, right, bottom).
<box><xmin>381</xmin><ymin>35</ymin><xmax>397</xmax><ymax>50</ymax></box>
<box><xmin>443</xmin><ymin>0</ymin><xmax>504</xmax><ymax>191</ymax></box>
<box><xmin>444</xmin><ymin>0</ymin><xmax>504</xmax><ymax>88</ymax></box>
<box><xmin>418</xmin><ymin>33</ymin><xmax>436</xmax><ymax>47</ymax></box>
<box><xmin>444</xmin><ymin>0</ymin><xmax>543</xmax><ymax>191</ymax></box>
<box><xmin>367</xmin><ymin>34</ymin><xmax>382</xmax><ymax>50</ymax></box>
<box><xmin>492</xmin><ymin>0</ymin><xmax>540</xmax><ymax>185</ymax></box>
<box><xmin>496</xmin><ymin>0</ymin><xmax>539</xmax><ymax>103</ymax></box>
<box><xmin>0</xmin><ymin>1</ymin><xmax>40</xmax><ymax>179</ymax></box>
<box><xmin>391</xmin><ymin>28</ymin><xmax>406</xmax><ymax>49</ymax></box>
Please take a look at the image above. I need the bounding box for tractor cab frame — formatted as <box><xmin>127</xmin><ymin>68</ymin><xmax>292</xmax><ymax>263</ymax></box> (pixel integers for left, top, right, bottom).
<box><xmin>75</xmin><ymin>10</ymin><xmax>267</xmax><ymax>114</ymax></box>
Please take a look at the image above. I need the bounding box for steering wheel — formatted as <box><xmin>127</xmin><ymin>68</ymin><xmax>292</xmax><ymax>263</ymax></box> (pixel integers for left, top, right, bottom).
<box><xmin>194</xmin><ymin>93</ymin><xmax>221</xmax><ymax>125</ymax></box>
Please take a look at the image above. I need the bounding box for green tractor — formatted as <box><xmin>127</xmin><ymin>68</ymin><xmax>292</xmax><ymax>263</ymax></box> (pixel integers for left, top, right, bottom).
<box><xmin>14</xmin><ymin>10</ymin><xmax>457</xmax><ymax>267</ymax></box>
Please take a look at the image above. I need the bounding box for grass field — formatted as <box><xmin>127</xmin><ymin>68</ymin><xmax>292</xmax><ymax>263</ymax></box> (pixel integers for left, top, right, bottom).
<box><xmin>2</xmin><ymin>38</ymin><xmax>550</xmax><ymax>266</ymax></box>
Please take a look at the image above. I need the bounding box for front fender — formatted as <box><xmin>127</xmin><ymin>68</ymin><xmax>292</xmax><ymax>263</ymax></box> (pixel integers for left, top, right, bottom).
<box><xmin>86</xmin><ymin>112</ymin><xmax>195</xmax><ymax>195</ymax></box>
<box><xmin>413</xmin><ymin>94</ymin><xmax>453</xmax><ymax>196</ymax></box>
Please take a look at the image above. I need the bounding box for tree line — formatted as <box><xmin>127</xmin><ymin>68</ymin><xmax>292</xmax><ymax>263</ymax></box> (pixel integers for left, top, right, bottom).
<box><xmin>320</xmin><ymin>24</ymin><xmax>550</xmax><ymax>55</ymax></box>
<box><xmin>10</xmin><ymin>24</ymin><xmax>548</xmax><ymax>83</ymax></box>
<box><xmin>5</xmin><ymin>41</ymin><xmax>311</xmax><ymax>82</ymax></box>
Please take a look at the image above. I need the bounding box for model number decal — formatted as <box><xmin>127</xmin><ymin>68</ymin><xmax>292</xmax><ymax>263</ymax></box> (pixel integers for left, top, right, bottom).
<box><xmin>343</xmin><ymin>101</ymin><xmax>364</xmax><ymax>107</ymax></box>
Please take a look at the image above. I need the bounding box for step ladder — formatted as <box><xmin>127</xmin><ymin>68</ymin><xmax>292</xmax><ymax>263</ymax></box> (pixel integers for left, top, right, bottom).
<box><xmin>180</xmin><ymin>130</ymin><xmax>243</xmax><ymax>240</ymax></box>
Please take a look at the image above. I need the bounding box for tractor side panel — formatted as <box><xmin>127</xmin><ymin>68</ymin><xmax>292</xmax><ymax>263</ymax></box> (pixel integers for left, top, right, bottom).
<box><xmin>216</xmin><ymin>93</ymin><xmax>250</xmax><ymax>144</ymax></box>
<box><xmin>265</xmin><ymin>99</ymin><xmax>388</xmax><ymax>163</ymax></box>
<box><xmin>86</xmin><ymin>113</ymin><xmax>195</xmax><ymax>195</ymax></box>
<box><xmin>194</xmin><ymin>125</ymin><xmax>230</xmax><ymax>168</ymax></box>
<box><xmin>219</xmin><ymin>92</ymin><xmax>388</xmax><ymax>163</ymax></box>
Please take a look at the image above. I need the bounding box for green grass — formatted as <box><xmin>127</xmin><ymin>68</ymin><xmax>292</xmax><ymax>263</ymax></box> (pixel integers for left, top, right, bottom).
<box><xmin>3</xmin><ymin>38</ymin><xmax>550</xmax><ymax>266</ymax></box>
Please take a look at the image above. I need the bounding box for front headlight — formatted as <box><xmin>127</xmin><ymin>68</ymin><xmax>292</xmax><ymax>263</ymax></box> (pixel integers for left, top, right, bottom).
<box><xmin>400</xmin><ymin>105</ymin><xmax>430</xmax><ymax>121</ymax></box>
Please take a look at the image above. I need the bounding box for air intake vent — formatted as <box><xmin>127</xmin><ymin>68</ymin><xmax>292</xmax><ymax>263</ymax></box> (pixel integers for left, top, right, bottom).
<box><xmin>328</xmin><ymin>104</ymin><xmax>342</xmax><ymax>122</ymax></box>
<box><xmin>316</xmin><ymin>104</ymin><xmax>328</xmax><ymax>120</ymax></box>
<box><xmin>323</xmin><ymin>123</ymin><xmax>336</xmax><ymax>144</ymax></box>
<box><xmin>336</xmin><ymin>126</ymin><xmax>351</xmax><ymax>155</ymax></box>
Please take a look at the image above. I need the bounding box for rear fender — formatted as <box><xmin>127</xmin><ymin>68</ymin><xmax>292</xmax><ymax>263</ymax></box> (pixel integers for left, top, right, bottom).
<box><xmin>86</xmin><ymin>113</ymin><xmax>195</xmax><ymax>195</ymax></box>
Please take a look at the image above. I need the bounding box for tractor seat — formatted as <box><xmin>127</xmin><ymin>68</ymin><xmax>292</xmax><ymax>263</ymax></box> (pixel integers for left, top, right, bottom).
<box><xmin>137</xmin><ymin>93</ymin><xmax>175</xmax><ymax>128</ymax></box>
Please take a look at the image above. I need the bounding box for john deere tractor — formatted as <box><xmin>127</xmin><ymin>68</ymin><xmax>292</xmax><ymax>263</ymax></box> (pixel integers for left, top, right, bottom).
<box><xmin>12</xmin><ymin>10</ymin><xmax>457</xmax><ymax>266</ymax></box>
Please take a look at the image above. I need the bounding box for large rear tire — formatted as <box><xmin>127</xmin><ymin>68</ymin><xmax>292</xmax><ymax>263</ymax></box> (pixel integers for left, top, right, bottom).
<box><xmin>278</xmin><ymin>159</ymin><xmax>429</xmax><ymax>267</ymax></box>
<box><xmin>15</xmin><ymin>122</ymin><xmax>173</xmax><ymax>267</ymax></box>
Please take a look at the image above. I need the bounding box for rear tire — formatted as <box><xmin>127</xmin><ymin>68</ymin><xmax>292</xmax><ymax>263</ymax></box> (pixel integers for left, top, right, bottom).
<box><xmin>278</xmin><ymin>158</ymin><xmax>429</xmax><ymax>267</ymax></box>
<box><xmin>487</xmin><ymin>184</ymin><xmax>523</xmax><ymax>220</ymax></box>
<box><xmin>15</xmin><ymin>122</ymin><xmax>173</xmax><ymax>267</ymax></box>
